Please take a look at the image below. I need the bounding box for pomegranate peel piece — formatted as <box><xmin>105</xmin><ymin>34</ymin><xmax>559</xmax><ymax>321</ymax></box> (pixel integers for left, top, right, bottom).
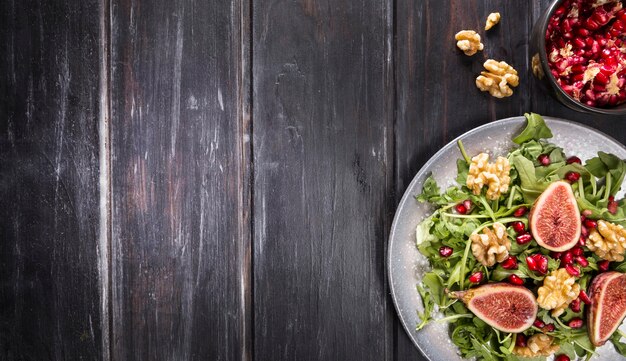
<box><xmin>529</xmin><ymin>181</ymin><xmax>581</xmax><ymax>252</ymax></box>
<box><xmin>449</xmin><ymin>283</ymin><xmax>537</xmax><ymax>333</ymax></box>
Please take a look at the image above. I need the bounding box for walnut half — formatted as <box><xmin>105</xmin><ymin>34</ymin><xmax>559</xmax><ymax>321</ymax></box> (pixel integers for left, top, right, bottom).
<box><xmin>588</xmin><ymin>220</ymin><xmax>626</xmax><ymax>262</ymax></box>
<box><xmin>466</xmin><ymin>152</ymin><xmax>511</xmax><ymax>200</ymax></box>
<box><xmin>513</xmin><ymin>334</ymin><xmax>560</xmax><ymax>357</ymax></box>
<box><xmin>537</xmin><ymin>268</ymin><xmax>580</xmax><ymax>317</ymax></box>
<box><xmin>470</xmin><ymin>222</ymin><xmax>510</xmax><ymax>267</ymax></box>
<box><xmin>455</xmin><ymin>30</ymin><xmax>484</xmax><ymax>56</ymax></box>
<box><xmin>485</xmin><ymin>12</ymin><xmax>501</xmax><ymax>31</ymax></box>
<box><xmin>476</xmin><ymin>59</ymin><xmax>520</xmax><ymax>98</ymax></box>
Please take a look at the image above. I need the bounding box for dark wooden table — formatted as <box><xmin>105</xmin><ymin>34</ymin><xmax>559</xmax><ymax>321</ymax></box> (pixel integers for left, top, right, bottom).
<box><xmin>2</xmin><ymin>0</ymin><xmax>626</xmax><ymax>360</ymax></box>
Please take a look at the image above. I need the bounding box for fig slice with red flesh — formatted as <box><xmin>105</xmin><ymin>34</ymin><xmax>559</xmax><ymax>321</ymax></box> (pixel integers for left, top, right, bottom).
<box><xmin>449</xmin><ymin>283</ymin><xmax>538</xmax><ymax>333</ymax></box>
<box><xmin>587</xmin><ymin>271</ymin><xmax>626</xmax><ymax>346</ymax></box>
<box><xmin>530</xmin><ymin>181</ymin><xmax>581</xmax><ymax>252</ymax></box>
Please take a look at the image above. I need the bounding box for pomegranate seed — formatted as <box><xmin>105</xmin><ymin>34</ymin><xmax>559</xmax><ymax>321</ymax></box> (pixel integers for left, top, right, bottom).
<box><xmin>469</xmin><ymin>271</ymin><xmax>483</xmax><ymax>283</ymax></box>
<box><xmin>516</xmin><ymin>334</ymin><xmax>527</xmax><ymax>347</ymax></box>
<box><xmin>561</xmin><ymin>251</ymin><xmax>574</xmax><ymax>265</ymax></box>
<box><xmin>538</xmin><ymin>154</ymin><xmax>551</xmax><ymax>166</ymax></box>
<box><xmin>514</xmin><ymin>206</ymin><xmax>528</xmax><ymax>217</ymax></box>
<box><xmin>511</xmin><ymin>221</ymin><xmax>525</xmax><ymax>233</ymax></box>
<box><xmin>568</xmin><ymin>318</ymin><xmax>584</xmax><ymax>328</ymax></box>
<box><xmin>575</xmin><ymin>255</ymin><xmax>589</xmax><ymax>267</ymax></box>
<box><xmin>572</xmin><ymin>247</ymin><xmax>584</xmax><ymax>257</ymax></box>
<box><xmin>595</xmin><ymin>71</ymin><xmax>610</xmax><ymax>85</ymax></box>
<box><xmin>570</xmin><ymin>298</ymin><xmax>581</xmax><ymax>312</ymax></box>
<box><xmin>579</xmin><ymin>290</ymin><xmax>591</xmax><ymax>304</ymax></box>
<box><xmin>543</xmin><ymin>323</ymin><xmax>555</xmax><ymax>332</ymax></box>
<box><xmin>555</xmin><ymin>354</ymin><xmax>571</xmax><ymax>361</ymax></box>
<box><xmin>585</xmin><ymin>18</ymin><xmax>600</xmax><ymax>30</ymax></box>
<box><xmin>462</xmin><ymin>199</ymin><xmax>472</xmax><ymax>211</ymax></box>
<box><xmin>578</xmin><ymin>235</ymin><xmax>586</xmax><ymax>246</ymax></box>
<box><xmin>526</xmin><ymin>256</ymin><xmax>538</xmax><ymax>271</ymax></box>
<box><xmin>584</xmin><ymin>219</ymin><xmax>597</xmax><ymax>228</ymax></box>
<box><xmin>516</xmin><ymin>233</ymin><xmax>532</xmax><ymax>245</ymax></box>
<box><xmin>532</xmin><ymin>254</ymin><xmax>549</xmax><ymax>274</ymax></box>
<box><xmin>571</xmin><ymin>64</ymin><xmax>586</xmax><ymax>74</ymax></box>
<box><xmin>508</xmin><ymin>274</ymin><xmax>525</xmax><ymax>285</ymax></box>
<box><xmin>577</xmin><ymin>28</ymin><xmax>591</xmax><ymax>37</ymax></box>
<box><xmin>598</xmin><ymin>260</ymin><xmax>610</xmax><ymax>272</ymax></box>
<box><xmin>501</xmin><ymin>256</ymin><xmax>518</xmax><ymax>270</ymax></box>
<box><xmin>439</xmin><ymin>246</ymin><xmax>453</xmax><ymax>258</ymax></box>
<box><xmin>582</xmin><ymin>209</ymin><xmax>593</xmax><ymax>217</ymax></box>
<box><xmin>581</xmin><ymin>225</ymin><xmax>589</xmax><ymax>237</ymax></box>
<box><xmin>565</xmin><ymin>264</ymin><xmax>580</xmax><ymax>277</ymax></box>
<box><xmin>608</xmin><ymin>196</ymin><xmax>618</xmax><ymax>214</ymax></box>
<box><xmin>565</xmin><ymin>171</ymin><xmax>581</xmax><ymax>182</ymax></box>
<box><xmin>573</xmin><ymin>37</ymin><xmax>587</xmax><ymax>49</ymax></box>
<box><xmin>566</xmin><ymin>156</ymin><xmax>582</xmax><ymax>164</ymax></box>
<box><xmin>533</xmin><ymin>319</ymin><xmax>546</xmax><ymax>328</ymax></box>
<box><xmin>455</xmin><ymin>204</ymin><xmax>467</xmax><ymax>214</ymax></box>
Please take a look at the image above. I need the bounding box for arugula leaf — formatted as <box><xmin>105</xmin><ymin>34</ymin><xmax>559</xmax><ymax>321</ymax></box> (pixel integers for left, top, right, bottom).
<box><xmin>512</xmin><ymin>113</ymin><xmax>553</xmax><ymax>144</ymax></box>
<box><xmin>416</xmin><ymin>175</ymin><xmax>441</xmax><ymax>203</ymax></box>
<box><xmin>585</xmin><ymin>152</ymin><xmax>626</xmax><ymax>196</ymax></box>
<box><xmin>456</xmin><ymin>158</ymin><xmax>469</xmax><ymax>186</ymax></box>
<box><xmin>510</xmin><ymin>154</ymin><xmax>549</xmax><ymax>203</ymax></box>
<box><xmin>416</xmin><ymin>282</ymin><xmax>436</xmax><ymax>330</ymax></box>
<box><xmin>422</xmin><ymin>272</ymin><xmax>445</xmax><ymax>306</ymax></box>
<box><xmin>416</xmin><ymin>215</ymin><xmax>438</xmax><ymax>257</ymax></box>
<box><xmin>611</xmin><ymin>331</ymin><xmax>626</xmax><ymax>357</ymax></box>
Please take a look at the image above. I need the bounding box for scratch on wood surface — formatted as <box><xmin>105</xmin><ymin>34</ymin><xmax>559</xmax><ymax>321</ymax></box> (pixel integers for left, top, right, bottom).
<box><xmin>218</xmin><ymin>88</ymin><xmax>224</xmax><ymax>111</ymax></box>
<box><xmin>98</xmin><ymin>0</ymin><xmax>111</xmax><ymax>358</ymax></box>
<box><xmin>170</xmin><ymin>7</ymin><xmax>184</xmax><ymax>157</ymax></box>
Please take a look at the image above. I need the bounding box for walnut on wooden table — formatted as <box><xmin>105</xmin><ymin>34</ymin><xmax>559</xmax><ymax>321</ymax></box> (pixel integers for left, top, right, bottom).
<box><xmin>476</xmin><ymin>59</ymin><xmax>519</xmax><ymax>98</ymax></box>
<box><xmin>455</xmin><ymin>30</ymin><xmax>484</xmax><ymax>56</ymax></box>
<box><xmin>485</xmin><ymin>12</ymin><xmax>501</xmax><ymax>30</ymax></box>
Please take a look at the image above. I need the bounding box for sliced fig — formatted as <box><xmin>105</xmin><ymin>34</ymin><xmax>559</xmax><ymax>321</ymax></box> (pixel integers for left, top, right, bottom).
<box><xmin>530</xmin><ymin>181</ymin><xmax>581</xmax><ymax>252</ymax></box>
<box><xmin>587</xmin><ymin>271</ymin><xmax>626</xmax><ymax>346</ymax></box>
<box><xmin>449</xmin><ymin>283</ymin><xmax>537</xmax><ymax>333</ymax></box>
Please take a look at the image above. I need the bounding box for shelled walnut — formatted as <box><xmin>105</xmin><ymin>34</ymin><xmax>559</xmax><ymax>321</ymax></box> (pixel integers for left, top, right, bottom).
<box><xmin>470</xmin><ymin>222</ymin><xmax>510</xmax><ymax>267</ymax></box>
<box><xmin>588</xmin><ymin>220</ymin><xmax>626</xmax><ymax>262</ymax></box>
<box><xmin>485</xmin><ymin>12</ymin><xmax>501</xmax><ymax>30</ymax></box>
<box><xmin>455</xmin><ymin>30</ymin><xmax>484</xmax><ymax>56</ymax></box>
<box><xmin>513</xmin><ymin>334</ymin><xmax>559</xmax><ymax>357</ymax></box>
<box><xmin>476</xmin><ymin>59</ymin><xmax>520</xmax><ymax>98</ymax></box>
<box><xmin>466</xmin><ymin>152</ymin><xmax>511</xmax><ymax>200</ymax></box>
<box><xmin>537</xmin><ymin>268</ymin><xmax>580</xmax><ymax>317</ymax></box>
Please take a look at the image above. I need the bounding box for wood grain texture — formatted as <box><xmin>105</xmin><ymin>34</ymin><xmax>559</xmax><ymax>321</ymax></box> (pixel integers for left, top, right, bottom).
<box><xmin>0</xmin><ymin>0</ymin><xmax>103</xmax><ymax>359</ymax></box>
<box><xmin>252</xmin><ymin>0</ymin><xmax>394</xmax><ymax>359</ymax></box>
<box><xmin>109</xmin><ymin>0</ymin><xmax>251</xmax><ymax>359</ymax></box>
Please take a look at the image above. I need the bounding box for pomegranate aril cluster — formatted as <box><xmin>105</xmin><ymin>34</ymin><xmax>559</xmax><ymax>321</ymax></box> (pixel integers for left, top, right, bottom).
<box><xmin>546</xmin><ymin>0</ymin><xmax>626</xmax><ymax>108</ymax></box>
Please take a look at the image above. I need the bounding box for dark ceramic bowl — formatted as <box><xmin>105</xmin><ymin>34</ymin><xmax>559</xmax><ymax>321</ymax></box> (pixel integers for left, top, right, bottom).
<box><xmin>530</xmin><ymin>0</ymin><xmax>626</xmax><ymax>115</ymax></box>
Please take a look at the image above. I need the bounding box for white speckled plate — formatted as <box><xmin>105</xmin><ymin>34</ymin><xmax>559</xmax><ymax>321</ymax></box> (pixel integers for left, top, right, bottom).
<box><xmin>388</xmin><ymin>116</ymin><xmax>626</xmax><ymax>361</ymax></box>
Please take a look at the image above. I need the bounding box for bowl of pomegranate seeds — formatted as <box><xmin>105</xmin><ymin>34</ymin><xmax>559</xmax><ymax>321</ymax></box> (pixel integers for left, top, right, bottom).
<box><xmin>530</xmin><ymin>0</ymin><xmax>626</xmax><ymax>115</ymax></box>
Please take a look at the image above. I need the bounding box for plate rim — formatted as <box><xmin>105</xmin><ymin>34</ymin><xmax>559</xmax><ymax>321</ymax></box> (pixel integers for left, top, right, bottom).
<box><xmin>387</xmin><ymin>115</ymin><xmax>626</xmax><ymax>360</ymax></box>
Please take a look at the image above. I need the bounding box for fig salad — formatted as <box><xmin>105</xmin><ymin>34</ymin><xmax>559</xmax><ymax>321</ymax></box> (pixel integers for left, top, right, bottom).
<box><xmin>415</xmin><ymin>113</ymin><xmax>626</xmax><ymax>361</ymax></box>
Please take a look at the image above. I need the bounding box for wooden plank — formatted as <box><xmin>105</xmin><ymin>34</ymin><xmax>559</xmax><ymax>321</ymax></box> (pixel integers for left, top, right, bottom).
<box><xmin>252</xmin><ymin>0</ymin><xmax>394</xmax><ymax>359</ymax></box>
<box><xmin>393</xmin><ymin>1</ymin><xmax>532</xmax><ymax>358</ymax></box>
<box><xmin>109</xmin><ymin>0</ymin><xmax>251</xmax><ymax>359</ymax></box>
<box><xmin>0</xmin><ymin>0</ymin><xmax>104</xmax><ymax>359</ymax></box>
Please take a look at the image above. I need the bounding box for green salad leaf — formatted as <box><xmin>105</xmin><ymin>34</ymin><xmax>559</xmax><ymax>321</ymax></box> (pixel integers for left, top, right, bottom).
<box><xmin>512</xmin><ymin>113</ymin><xmax>553</xmax><ymax>145</ymax></box>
